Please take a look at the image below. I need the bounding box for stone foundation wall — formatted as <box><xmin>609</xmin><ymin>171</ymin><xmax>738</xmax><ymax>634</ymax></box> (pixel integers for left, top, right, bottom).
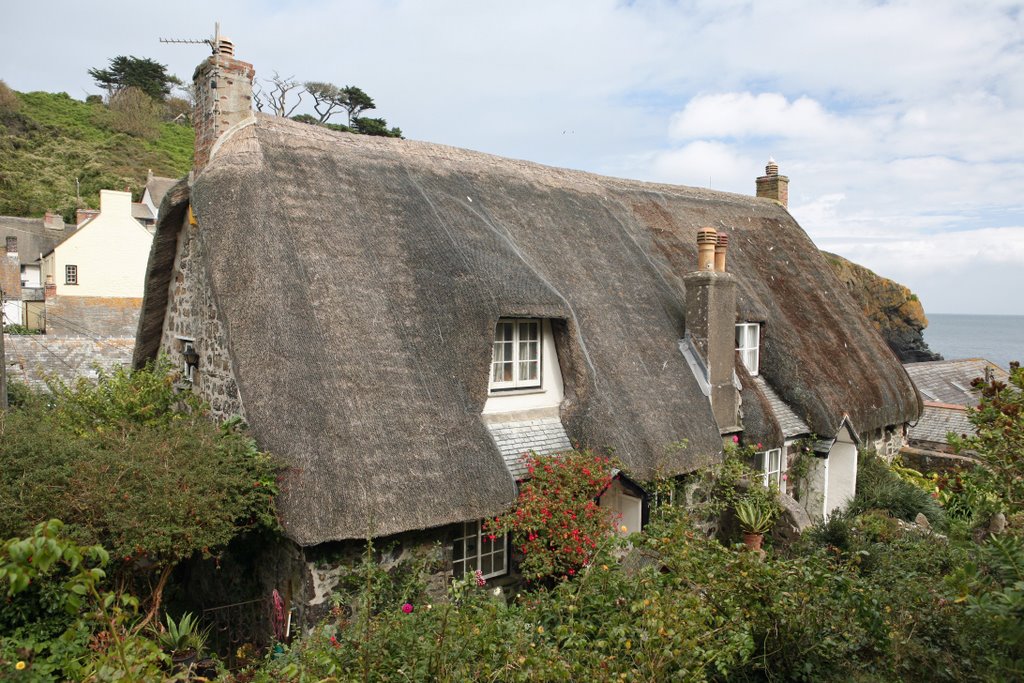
<box><xmin>44</xmin><ymin>295</ymin><xmax>142</xmax><ymax>337</ymax></box>
<box><xmin>159</xmin><ymin>220</ymin><xmax>243</xmax><ymax>420</ymax></box>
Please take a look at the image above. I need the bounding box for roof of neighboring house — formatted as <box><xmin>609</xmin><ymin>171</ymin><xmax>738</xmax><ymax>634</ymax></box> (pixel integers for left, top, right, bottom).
<box><xmin>132</xmin><ymin>203</ymin><xmax>155</xmax><ymax>222</ymax></box>
<box><xmin>904</xmin><ymin>358</ymin><xmax>1008</xmax><ymax>407</ymax></box>
<box><xmin>145</xmin><ymin>175</ymin><xmax>179</xmax><ymax>210</ymax></box>
<box><xmin>908</xmin><ymin>401</ymin><xmax>974</xmax><ymax>445</ymax></box>
<box><xmin>134</xmin><ymin>115</ymin><xmax>921</xmax><ymax>545</ymax></box>
<box><xmin>0</xmin><ymin>215</ymin><xmax>76</xmax><ymax>264</ymax></box>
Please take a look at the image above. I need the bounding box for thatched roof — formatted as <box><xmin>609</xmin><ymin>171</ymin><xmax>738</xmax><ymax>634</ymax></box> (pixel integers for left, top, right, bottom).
<box><xmin>135</xmin><ymin>115</ymin><xmax>920</xmax><ymax>545</ymax></box>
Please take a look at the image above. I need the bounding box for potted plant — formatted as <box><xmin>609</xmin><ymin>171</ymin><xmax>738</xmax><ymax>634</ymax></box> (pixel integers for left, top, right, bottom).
<box><xmin>155</xmin><ymin>611</ymin><xmax>209</xmax><ymax>669</ymax></box>
<box><xmin>735</xmin><ymin>496</ymin><xmax>776</xmax><ymax>551</ymax></box>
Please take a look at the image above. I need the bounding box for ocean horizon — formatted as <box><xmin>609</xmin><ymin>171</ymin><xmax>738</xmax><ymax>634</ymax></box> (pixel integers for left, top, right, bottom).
<box><xmin>922</xmin><ymin>313</ymin><xmax>1023</xmax><ymax>371</ymax></box>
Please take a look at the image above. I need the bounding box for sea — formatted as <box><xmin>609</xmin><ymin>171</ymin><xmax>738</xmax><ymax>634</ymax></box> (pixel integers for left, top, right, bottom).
<box><xmin>922</xmin><ymin>314</ymin><xmax>1024</xmax><ymax>371</ymax></box>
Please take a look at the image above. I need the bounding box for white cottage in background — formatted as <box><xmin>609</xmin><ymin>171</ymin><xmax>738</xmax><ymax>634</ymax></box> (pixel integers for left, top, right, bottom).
<box><xmin>42</xmin><ymin>190</ymin><xmax>152</xmax><ymax>299</ymax></box>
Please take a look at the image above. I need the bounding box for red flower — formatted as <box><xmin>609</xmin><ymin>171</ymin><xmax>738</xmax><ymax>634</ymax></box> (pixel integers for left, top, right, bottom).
<box><xmin>401</xmin><ymin>603</ymin><xmax>414</xmax><ymax>614</ymax></box>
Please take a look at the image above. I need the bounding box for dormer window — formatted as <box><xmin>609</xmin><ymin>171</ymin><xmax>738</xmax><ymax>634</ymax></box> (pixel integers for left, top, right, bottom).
<box><xmin>490</xmin><ymin>319</ymin><xmax>541</xmax><ymax>391</ymax></box>
<box><xmin>736</xmin><ymin>323</ymin><xmax>760</xmax><ymax>375</ymax></box>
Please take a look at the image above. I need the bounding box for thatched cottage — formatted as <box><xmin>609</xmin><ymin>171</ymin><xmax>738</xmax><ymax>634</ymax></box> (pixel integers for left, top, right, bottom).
<box><xmin>133</xmin><ymin>39</ymin><xmax>920</xmax><ymax>619</ymax></box>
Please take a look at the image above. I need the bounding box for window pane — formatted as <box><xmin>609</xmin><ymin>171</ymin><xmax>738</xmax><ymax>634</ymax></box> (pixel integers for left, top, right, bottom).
<box><xmin>452</xmin><ymin>539</ymin><xmax>464</xmax><ymax>561</ymax></box>
<box><xmin>481</xmin><ymin>555</ymin><xmax>492</xmax><ymax>576</ymax></box>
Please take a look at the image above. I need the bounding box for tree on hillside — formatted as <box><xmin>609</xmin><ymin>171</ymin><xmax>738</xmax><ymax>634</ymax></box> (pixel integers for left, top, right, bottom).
<box><xmin>298</xmin><ymin>80</ymin><xmax>402</xmax><ymax>138</ymax></box>
<box><xmin>108</xmin><ymin>86</ymin><xmax>161</xmax><ymax>139</ymax></box>
<box><xmin>88</xmin><ymin>55</ymin><xmax>181</xmax><ymax>101</ymax></box>
<box><xmin>254</xmin><ymin>72</ymin><xmax>304</xmax><ymax>118</ymax></box>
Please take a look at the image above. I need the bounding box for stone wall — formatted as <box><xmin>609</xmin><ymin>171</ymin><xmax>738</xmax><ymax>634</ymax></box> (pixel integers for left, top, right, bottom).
<box><xmin>3</xmin><ymin>333</ymin><xmax>134</xmax><ymax>389</ymax></box>
<box><xmin>159</xmin><ymin>220</ymin><xmax>244</xmax><ymax>420</ymax></box>
<box><xmin>44</xmin><ymin>295</ymin><xmax>141</xmax><ymax>337</ymax></box>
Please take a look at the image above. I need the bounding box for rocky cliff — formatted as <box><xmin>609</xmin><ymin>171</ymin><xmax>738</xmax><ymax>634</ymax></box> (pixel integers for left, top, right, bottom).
<box><xmin>824</xmin><ymin>252</ymin><xmax>942</xmax><ymax>363</ymax></box>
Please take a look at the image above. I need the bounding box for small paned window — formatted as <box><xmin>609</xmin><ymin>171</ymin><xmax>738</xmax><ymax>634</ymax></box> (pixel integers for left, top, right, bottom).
<box><xmin>736</xmin><ymin>323</ymin><xmax>760</xmax><ymax>375</ymax></box>
<box><xmin>760</xmin><ymin>448</ymin><xmax>784</xmax><ymax>488</ymax></box>
<box><xmin>490</xmin><ymin>319</ymin><xmax>541</xmax><ymax>390</ymax></box>
<box><xmin>65</xmin><ymin>265</ymin><xmax>78</xmax><ymax>285</ymax></box>
<box><xmin>452</xmin><ymin>520</ymin><xmax>508</xmax><ymax>580</ymax></box>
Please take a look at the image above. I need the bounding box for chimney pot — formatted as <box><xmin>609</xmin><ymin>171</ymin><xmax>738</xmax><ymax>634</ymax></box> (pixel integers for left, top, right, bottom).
<box><xmin>5</xmin><ymin>236</ymin><xmax>17</xmax><ymax>255</ymax></box>
<box><xmin>696</xmin><ymin>227</ymin><xmax>717</xmax><ymax>271</ymax></box>
<box><xmin>714</xmin><ymin>233</ymin><xmax>729</xmax><ymax>272</ymax></box>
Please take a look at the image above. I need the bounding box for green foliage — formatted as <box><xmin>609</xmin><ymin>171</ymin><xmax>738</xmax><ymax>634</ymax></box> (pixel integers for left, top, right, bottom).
<box><xmin>948</xmin><ymin>535</ymin><xmax>1024</xmax><ymax>675</ymax></box>
<box><xmin>154</xmin><ymin>611</ymin><xmax>209</xmax><ymax>656</ymax></box>
<box><xmin>734</xmin><ymin>496</ymin><xmax>775</xmax><ymax>534</ymax></box>
<box><xmin>2</xmin><ymin>323</ymin><xmax>43</xmax><ymax>334</ymax></box>
<box><xmin>107</xmin><ymin>86</ymin><xmax>161</xmax><ymax>139</ymax></box>
<box><xmin>0</xmin><ymin>89</ymin><xmax>192</xmax><ymax>218</ymax></box>
<box><xmin>87</xmin><ymin>55</ymin><xmax>181</xmax><ymax>101</ymax></box>
<box><xmin>488</xmin><ymin>449</ymin><xmax>618</xmax><ymax>583</ymax></box>
<box><xmin>352</xmin><ymin>116</ymin><xmax>403</xmax><ymax>138</ymax></box>
<box><xmin>848</xmin><ymin>451</ymin><xmax>947</xmax><ymax>527</ymax></box>
<box><xmin>0</xmin><ymin>359</ymin><xmax>279</xmax><ymax>584</ymax></box>
<box><xmin>0</xmin><ymin>520</ymin><xmax>173</xmax><ymax>681</ymax></box>
<box><xmin>950</xmin><ymin>363</ymin><xmax>1024</xmax><ymax>514</ymax></box>
<box><xmin>249</xmin><ymin>501</ymin><xmax>998</xmax><ymax>682</ymax></box>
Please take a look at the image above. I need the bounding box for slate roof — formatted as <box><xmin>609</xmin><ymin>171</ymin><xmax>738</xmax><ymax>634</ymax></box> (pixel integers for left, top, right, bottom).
<box><xmin>0</xmin><ymin>216</ymin><xmax>75</xmax><ymax>264</ymax></box>
<box><xmin>487</xmin><ymin>416</ymin><xmax>573</xmax><ymax>480</ymax></box>
<box><xmin>904</xmin><ymin>359</ymin><xmax>1008</xmax><ymax>407</ymax></box>
<box><xmin>908</xmin><ymin>401</ymin><xmax>974</xmax><ymax>446</ymax></box>
<box><xmin>753</xmin><ymin>376</ymin><xmax>810</xmax><ymax>438</ymax></box>
<box><xmin>134</xmin><ymin>115</ymin><xmax>921</xmax><ymax>545</ymax></box>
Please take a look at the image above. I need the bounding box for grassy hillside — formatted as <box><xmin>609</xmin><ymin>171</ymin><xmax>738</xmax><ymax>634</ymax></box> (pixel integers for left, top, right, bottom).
<box><xmin>0</xmin><ymin>89</ymin><xmax>193</xmax><ymax>220</ymax></box>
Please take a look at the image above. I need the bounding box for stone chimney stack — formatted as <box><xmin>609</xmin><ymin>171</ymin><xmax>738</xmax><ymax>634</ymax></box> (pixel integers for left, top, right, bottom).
<box><xmin>755</xmin><ymin>157</ymin><xmax>789</xmax><ymax>208</ymax></box>
<box><xmin>684</xmin><ymin>227</ymin><xmax>739</xmax><ymax>433</ymax></box>
<box><xmin>192</xmin><ymin>31</ymin><xmax>254</xmax><ymax>172</ymax></box>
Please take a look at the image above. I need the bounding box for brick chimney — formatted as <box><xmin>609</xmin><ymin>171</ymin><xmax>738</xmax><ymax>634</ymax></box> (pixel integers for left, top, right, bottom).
<box><xmin>755</xmin><ymin>157</ymin><xmax>789</xmax><ymax>208</ymax></box>
<box><xmin>192</xmin><ymin>32</ymin><xmax>255</xmax><ymax>171</ymax></box>
<box><xmin>43</xmin><ymin>212</ymin><xmax>64</xmax><ymax>231</ymax></box>
<box><xmin>684</xmin><ymin>227</ymin><xmax>739</xmax><ymax>432</ymax></box>
<box><xmin>76</xmin><ymin>209</ymin><xmax>100</xmax><ymax>226</ymax></box>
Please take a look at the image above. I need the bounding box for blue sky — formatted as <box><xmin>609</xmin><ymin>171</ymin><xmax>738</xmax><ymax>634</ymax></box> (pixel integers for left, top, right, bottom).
<box><xmin>2</xmin><ymin>0</ymin><xmax>1023</xmax><ymax>315</ymax></box>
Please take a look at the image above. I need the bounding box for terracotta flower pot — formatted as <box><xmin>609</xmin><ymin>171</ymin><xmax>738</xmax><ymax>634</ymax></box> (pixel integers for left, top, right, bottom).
<box><xmin>742</xmin><ymin>531</ymin><xmax>764</xmax><ymax>551</ymax></box>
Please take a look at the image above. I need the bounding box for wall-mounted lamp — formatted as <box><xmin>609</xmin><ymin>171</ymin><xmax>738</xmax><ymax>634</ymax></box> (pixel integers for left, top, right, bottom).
<box><xmin>182</xmin><ymin>343</ymin><xmax>200</xmax><ymax>376</ymax></box>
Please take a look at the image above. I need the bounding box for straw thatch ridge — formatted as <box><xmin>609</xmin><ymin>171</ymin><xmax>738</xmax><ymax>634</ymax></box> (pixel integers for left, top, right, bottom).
<box><xmin>133</xmin><ymin>178</ymin><xmax>189</xmax><ymax>367</ymax></box>
<box><xmin>135</xmin><ymin>115</ymin><xmax>920</xmax><ymax>545</ymax></box>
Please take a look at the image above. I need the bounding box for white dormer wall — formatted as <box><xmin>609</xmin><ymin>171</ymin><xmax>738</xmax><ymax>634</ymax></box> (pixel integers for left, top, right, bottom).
<box><xmin>482</xmin><ymin>319</ymin><xmax>564</xmax><ymax>415</ymax></box>
<box><xmin>40</xmin><ymin>190</ymin><xmax>153</xmax><ymax>298</ymax></box>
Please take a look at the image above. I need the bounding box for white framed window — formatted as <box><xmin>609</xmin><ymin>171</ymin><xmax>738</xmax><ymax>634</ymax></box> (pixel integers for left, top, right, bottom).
<box><xmin>65</xmin><ymin>264</ymin><xmax>78</xmax><ymax>285</ymax></box>
<box><xmin>490</xmin><ymin>319</ymin><xmax>541</xmax><ymax>391</ymax></box>
<box><xmin>452</xmin><ymin>520</ymin><xmax>508</xmax><ymax>580</ymax></box>
<box><xmin>736</xmin><ymin>323</ymin><xmax>760</xmax><ymax>375</ymax></box>
<box><xmin>760</xmin><ymin>448</ymin><xmax>784</xmax><ymax>488</ymax></box>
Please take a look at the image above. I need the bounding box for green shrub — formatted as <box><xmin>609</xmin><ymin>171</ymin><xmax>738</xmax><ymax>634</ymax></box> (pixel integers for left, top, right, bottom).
<box><xmin>0</xmin><ymin>359</ymin><xmax>279</xmax><ymax>610</ymax></box>
<box><xmin>848</xmin><ymin>452</ymin><xmax>947</xmax><ymax>527</ymax></box>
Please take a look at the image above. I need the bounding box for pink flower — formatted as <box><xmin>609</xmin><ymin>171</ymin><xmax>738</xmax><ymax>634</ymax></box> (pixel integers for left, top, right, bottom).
<box><xmin>757</xmin><ymin>443</ymin><xmax>762</xmax><ymax>449</ymax></box>
<box><xmin>732</xmin><ymin>435</ymin><xmax>740</xmax><ymax>443</ymax></box>
<box><xmin>474</xmin><ymin>569</ymin><xmax>486</xmax><ymax>587</ymax></box>
<box><xmin>401</xmin><ymin>603</ymin><xmax>414</xmax><ymax>614</ymax></box>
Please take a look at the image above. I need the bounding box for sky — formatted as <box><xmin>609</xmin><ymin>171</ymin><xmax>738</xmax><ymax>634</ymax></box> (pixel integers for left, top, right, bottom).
<box><xmin>2</xmin><ymin>0</ymin><xmax>1023</xmax><ymax>315</ymax></box>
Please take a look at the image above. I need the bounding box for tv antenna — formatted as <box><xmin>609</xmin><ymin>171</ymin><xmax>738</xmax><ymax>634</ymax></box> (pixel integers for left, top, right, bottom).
<box><xmin>159</xmin><ymin>21</ymin><xmax>229</xmax><ymax>54</ymax></box>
